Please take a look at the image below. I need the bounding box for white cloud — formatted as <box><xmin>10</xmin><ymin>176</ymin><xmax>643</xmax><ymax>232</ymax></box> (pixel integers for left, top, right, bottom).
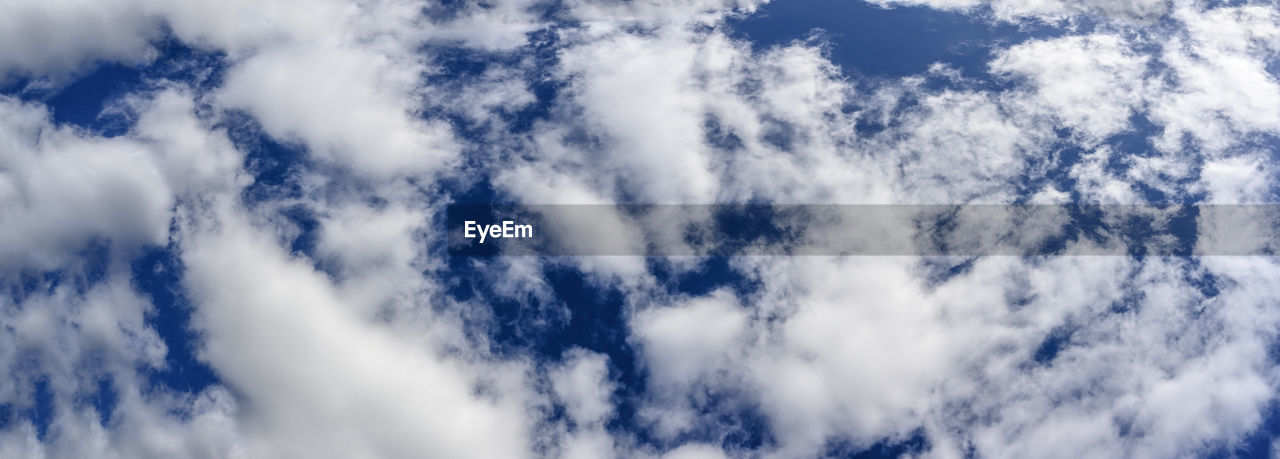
<box><xmin>177</xmin><ymin>199</ymin><xmax>534</xmax><ymax>459</ymax></box>
<box><xmin>0</xmin><ymin>268</ymin><xmax>246</xmax><ymax>458</ymax></box>
<box><xmin>217</xmin><ymin>42</ymin><xmax>459</xmax><ymax>179</ymax></box>
<box><xmin>0</xmin><ymin>97</ymin><xmax>172</xmax><ymax>272</ymax></box>
<box><xmin>0</xmin><ymin>0</ymin><xmax>158</xmax><ymax>79</ymax></box>
<box><xmin>867</xmin><ymin>0</ymin><xmax>1170</xmax><ymax>23</ymax></box>
<box><xmin>884</xmin><ymin>88</ymin><xmax>1047</xmax><ymax>202</ymax></box>
<box><xmin>554</xmin><ymin>29</ymin><xmax>725</xmax><ymax>202</ymax></box>
<box><xmin>550</xmin><ymin>349</ymin><xmax>618</xmax><ymax>459</ymax></box>
<box><xmin>551</xmin><ymin>349</ymin><xmax>615</xmax><ymax>427</ymax></box>
<box><xmin>1198</xmin><ymin>153</ymin><xmax>1275</xmax><ymax>203</ymax></box>
<box><xmin>419</xmin><ymin>0</ymin><xmax>549</xmax><ymax>51</ymax></box>
<box><xmin>1150</xmin><ymin>5</ymin><xmax>1280</xmax><ymax>153</ymax></box>
<box><xmin>152</xmin><ymin>0</ymin><xmax>363</xmax><ymax>54</ymax></box>
<box><xmin>1069</xmin><ymin>146</ymin><xmax>1140</xmax><ymax>203</ymax></box>
<box><xmin>565</xmin><ymin>0</ymin><xmax>767</xmax><ymax>28</ymax></box>
<box><xmin>634</xmin><ymin>289</ymin><xmax>749</xmax><ymax>389</ymax></box>
<box><xmin>129</xmin><ymin>88</ymin><xmax>247</xmax><ymax>196</ymax></box>
<box><xmin>991</xmin><ymin>34</ymin><xmax>1151</xmax><ymax>141</ymax></box>
<box><xmin>661</xmin><ymin>443</ymin><xmax>731</xmax><ymax>459</ymax></box>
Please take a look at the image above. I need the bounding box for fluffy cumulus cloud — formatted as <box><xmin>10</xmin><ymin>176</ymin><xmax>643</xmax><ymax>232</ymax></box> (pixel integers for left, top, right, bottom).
<box><xmin>867</xmin><ymin>0</ymin><xmax>1171</xmax><ymax>23</ymax></box>
<box><xmin>3</xmin><ymin>0</ymin><xmax>1280</xmax><ymax>458</ymax></box>
<box><xmin>0</xmin><ymin>0</ymin><xmax>160</xmax><ymax>79</ymax></box>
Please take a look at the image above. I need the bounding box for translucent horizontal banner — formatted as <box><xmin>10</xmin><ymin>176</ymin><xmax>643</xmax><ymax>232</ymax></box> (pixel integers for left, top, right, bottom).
<box><xmin>445</xmin><ymin>204</ymin><xmax>1280</xmax><ymax>256</ymax></box>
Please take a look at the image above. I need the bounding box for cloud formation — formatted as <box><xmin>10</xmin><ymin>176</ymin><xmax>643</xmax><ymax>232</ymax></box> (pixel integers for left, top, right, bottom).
<box><xmin>2</xmin><ymin>0</ymin><xmax>1280</xmax><ymax>458</ymax></box>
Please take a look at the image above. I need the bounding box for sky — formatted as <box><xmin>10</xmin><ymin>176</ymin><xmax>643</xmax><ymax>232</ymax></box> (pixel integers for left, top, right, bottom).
<box><xmin>2</xmin><ymin>0</ymin><xmax>1280</xmax><ymax>458</ymax></box>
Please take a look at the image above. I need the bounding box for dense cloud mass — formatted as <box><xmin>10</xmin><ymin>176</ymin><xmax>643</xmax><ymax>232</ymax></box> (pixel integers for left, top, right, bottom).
<box><xmin>2</xmin><ymin>0</ymin><xmax>1280</xmax><ymax>457</ymax></box>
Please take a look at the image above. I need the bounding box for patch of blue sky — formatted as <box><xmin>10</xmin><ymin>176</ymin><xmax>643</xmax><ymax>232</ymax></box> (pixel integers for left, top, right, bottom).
<box><xmin>4</xmin><ymin>238</ymin><xmax>110</xmax><ymax>304</ymax></box>
<box><xmin>826</xmin><ymin>427</ymin><xmax>929</xmax><ymax>458</ymax></box>
<box><xmin>130</xmin><ymin>246</ymin><xmax>220</xmax><ymax>395</ymax></box>
<box><xmin>1</xmin><ymin>35</ymin><xmax>226</xmax><ymax>136</ymax></box>
<box><xmin>1211</xmin><ymin>402</ymin><xmax>1280</xmax><ymax>458</ymax></box>
<box><xmin>727</xmin><ymin>0</ymin><xmax>1070</xmax><ymax>81</ymax></box>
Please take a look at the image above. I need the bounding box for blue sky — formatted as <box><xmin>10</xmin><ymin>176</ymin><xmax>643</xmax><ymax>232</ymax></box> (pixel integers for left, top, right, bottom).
<box><xmin>2</xmin><ymin>0</ymin><xmax>1280</xmax><ymax>457</ymax></box>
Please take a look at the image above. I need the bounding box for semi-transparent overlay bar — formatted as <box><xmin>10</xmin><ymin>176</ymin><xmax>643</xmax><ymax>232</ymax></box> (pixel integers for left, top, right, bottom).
<box><xmin>445</xmin><ymin>204</ymin><xmax>1280</xmax><ymax>256</ymax></box>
